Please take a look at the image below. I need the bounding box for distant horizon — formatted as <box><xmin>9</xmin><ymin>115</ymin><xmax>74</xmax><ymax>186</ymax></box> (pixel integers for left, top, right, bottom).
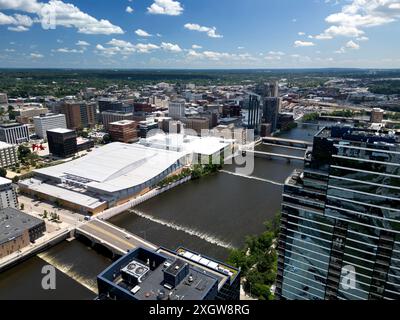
<box><xmin>1</xmin><ymin>1</ymin><xmax>400</xmax><ymax>69</ymax></box>
<box><xmin>1</xmin><ymin>67</ymin><xmax>400</xmax><ymax>71</ymax></box>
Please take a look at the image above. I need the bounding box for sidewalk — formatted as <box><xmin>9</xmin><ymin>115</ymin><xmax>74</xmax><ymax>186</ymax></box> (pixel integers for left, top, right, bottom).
<box><xmin>240</xmin><ymin>284</ymin><xmax>257</xmax><ymax>301</ymax></box>
<box><xmin>18</xmin><ymin>194</ymin><xmax>85</xmax><ymax>228</ymax></box>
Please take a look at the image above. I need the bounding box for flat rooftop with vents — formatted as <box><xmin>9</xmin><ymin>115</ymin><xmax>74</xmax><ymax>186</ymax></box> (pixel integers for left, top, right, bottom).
<box><xmin>97</xmin><ymin>246</ymin><xmax>240</xmax><ymax>301</ymax></box>
<box><xmin>0</xmin><ymin>208</ymin><xmax>46</xmax><ymax>258</ymax></box>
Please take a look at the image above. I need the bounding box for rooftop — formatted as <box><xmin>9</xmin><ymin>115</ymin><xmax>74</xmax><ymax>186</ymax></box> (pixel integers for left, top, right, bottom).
<box><xmin>102</xmin><ymin>110</ymin><xmax>133</xmax><ymax>115</ymax></box>
<box><xmin>47</xmin><ymin>128</ymin><xmax>75</xmax><ymax>134</ymax></box>
<box><xmin>33</xmin><ymin>142</ymin><xmax>187</xmax><ymax>193</ymax></box>
<box><xmin>0</xmin><ymin>123</ymin><xmax>27</xmax><ymax>128</ymax></box>
<box><xmin>0</xmin><ymin>208</ymin><xmax>44</xmax><ymax>245</ymax></box>
<box><xmin>0</xmin><ymin>141</ymin><xmax>14</xmax><ymax>149</ymax></box>
<box><xmin>34</xmin><ymin>113</ymin><xmax>65</xmax><ymax>119</ymax></box>
<box><xmin>98</xmin><ymin>247</ymin><xmax>238</xmax><ymax>300</ymax></box>
<box><xmin>19</xmin><ymin>178</ymin><xmax>107</xmax><ymax>210</ymax></box>
<box><xmin>0</xmin><ymin>177</ymin><xmax>12</xmax><ymax>186</ymax></box>
<box><xmin>139</xmin><ymin>133</ymin><xmax>231</xmax><ymax>156</ymax></box>
<box><xmin>110</xmin><ymin>120</ymin><xmax>136</xmax><ymax>126</ymax></box>
<box><xmin>317</xmin><ymin>126</ymin><xmax>400</xmax><ymax>145</ymax></box>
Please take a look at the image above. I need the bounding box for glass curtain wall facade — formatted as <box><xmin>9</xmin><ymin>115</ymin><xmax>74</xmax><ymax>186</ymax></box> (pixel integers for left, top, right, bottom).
<box><xmin>276</xmin><ymin>126</ymin><xmax>400</xmax><ymax>300</ymax></box>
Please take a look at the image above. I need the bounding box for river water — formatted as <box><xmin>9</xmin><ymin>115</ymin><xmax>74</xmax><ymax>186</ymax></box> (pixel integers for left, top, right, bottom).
<box><xmin>109</xmin><ymin>122</ymin><xmax>322</xmax><ymax>261</ymax></box>
<box><xmin>0</xmin><ymin>240</ymin><xmax>111</xmax><ymax>300</ymax></box>
<box><xmin>0</xmin><ymin>122</ymin><xmax>322</xmax><ymax>300</ymax></box>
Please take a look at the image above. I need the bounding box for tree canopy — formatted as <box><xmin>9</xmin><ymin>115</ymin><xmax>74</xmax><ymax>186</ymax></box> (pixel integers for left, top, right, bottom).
<box><xmin>227</xmin><ymin>212</ymin><xmax>281</xmax><ymax>300</ymax></box>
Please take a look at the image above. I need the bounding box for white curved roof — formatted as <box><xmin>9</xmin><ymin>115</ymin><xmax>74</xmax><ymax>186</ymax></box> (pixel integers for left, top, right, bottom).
<box><xmin>35</xmin><ymin>143</ymin><xmax>187</xmax><ymax>193</ymax></box>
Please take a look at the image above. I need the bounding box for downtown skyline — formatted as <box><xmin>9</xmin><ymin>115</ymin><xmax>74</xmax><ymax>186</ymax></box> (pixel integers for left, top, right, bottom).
<box><xmin>0</xmin><ymin>0</ymin><xmax>400</xmax><ymax>69</ymax></box>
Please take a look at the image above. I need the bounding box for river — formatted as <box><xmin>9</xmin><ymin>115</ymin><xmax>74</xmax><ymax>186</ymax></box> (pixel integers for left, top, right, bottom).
<box><xmin>109</xmin><ymin>122</ymin><xmax>323</xmax><ymax>261</ymax></box>
<box><xmin>0</xmin><ymin>121</ymin><xmax>322</xmax><ymax>299</ymax></box>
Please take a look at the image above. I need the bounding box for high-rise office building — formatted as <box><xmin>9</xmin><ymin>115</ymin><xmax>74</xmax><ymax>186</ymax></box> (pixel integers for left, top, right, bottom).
<box><xmin>15</xmin><ymin>106</ymin><xmax>49</xmax><ymax>124</ymax></box>
<box><xmin>33</xmin><ymin>113</ymin><xmax>67</xmax><ymax>139</ymax></box>
<box><xmin>108</xmin><ymin>120</ymin><xmax>138</xmax><ymax>143</ymax></box>
<box><xmin>0</xmin><ymin>93</ymin><xmax>8</xmax><ymax>105</ymax></box>
<box><xmin>61</xmin><ymin>101</ymin><xmax>96</xmax><ymax>130</ymax></box>
<box><xmin>101</xmin><ymin>111</ymin><xmax>134</xmax><ymax>130</ymax></box>
<box><xmin>0</xmin><ymin>142</ymin><xmax>18</xmax><ymax>168</ymax></box>
<box><xmin>138</xmin><ymin>120</ymin><xmax>159</xmax><ymax>139</ymax></box>
<box><xmin>255</xmin><ymin>81</ymin><xmax>281</xmax><ymax>133</ymax></box>
<box><xmin>255</xmin><ymin>81</ymin><xmax>279</xmax><ymax>98</ymax></box>
<box><xmin>168</xmin><ymin>99</ymin><xmax>186</xmax><ymax>120</ymax></box>
<box><xmin>0</xmin><ymin>177</ymin><xmax>18</xmax><ymax>210</ymax></box>
<box><xmin>133</xmin><ymin>102</ymin><xmax>155</xmax><ymax>113</ymax></box>
<box><xmin>0</xmin><ymin>123</ymin><xmax>30</xmax><ymax>145</ymax></box>
<box><xmin>201</xmin><ymin>110</ymin><xmax>219</xmax><ymax>128</ymax></box>
<box><xmin>276</xmin><ymin>125</ymin><xmax>400</xmax><ymax>300</ymax></box>
<box><xmin>98</xmin><ymin>98</ymin><xmax>134</xmax><ymax>114</ymax></box>
<box><xmin>182</xmin><ymin>117</ymin><xmax>210</xmax><ymax>135</ymax></box>
<box><xmin>242</xmin><ymin>94</ymin><xmax>262</xmax><ymax>135</ymax></box>
<box><xmin>47</xmin><ymin>128</ymin><xmax>77</xmax><ymax>158</ymax></box>
<box><xmin>263</xmin><ymin>97</ymin><xmax>282</xmax><ymax>133</ymax></box>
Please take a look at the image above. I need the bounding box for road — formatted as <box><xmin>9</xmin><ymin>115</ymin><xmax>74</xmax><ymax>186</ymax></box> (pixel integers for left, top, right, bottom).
<box><xmin>77</xmin><ymin>219</ymin><xmax>157</xmax><ymax>253</ymax></box>
<box><xmin>18</xmin><ymin>195</ymin><xmax>86</xmax><ymax>228</ymax></box>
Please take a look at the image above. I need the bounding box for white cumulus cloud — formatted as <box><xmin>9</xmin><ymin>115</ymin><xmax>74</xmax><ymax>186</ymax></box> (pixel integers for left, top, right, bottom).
<box><xmin>30</xmin><ymin>52</ymin><xmax>43</xmax><ymax>58</ymax></box>
<box><xmin>147</xmin><ymin>0</ymin><xmax>183</xmax><ymax>16</ymax></box>
<box><xmin>161</xmin><ymin>42</ymin><xmax>182</xmax><ymax>52</ymax></box>
<box><xmin>0</xmin><ymin>11</ymin><xmax>34</xmax><ymax>31</ymax></box>
<box><xmin>184</xmin><ymin>23</ymin><xmax>223</xmax><ymax>38</ymax></box>
<box><xmin>315</xmin><ymin>0</ymin><xmax>400</xmax><ymax>40</ymax></box>
<box><xmin>135</xmin><ymin>29</ymin><xmax>152</xmax><ymax>37</ymax></box>
<box><xmin>346</xmin><ymin>40</ymin><xmax>360</xmax><ymax>50</ymax></box>
<box><xmin>76</xmin><ymin>40</ymin><xmax>90</xmax><ymax>46</ymax></box>
<box><xmin>294</xmin><ymin>40</ymin><xmax>315</xmax><ymax>47</ymax></box>
<box><xmin>0</xmin><ymin>0</ymin><xmax>124</xmax><ymax>34</ymax></box>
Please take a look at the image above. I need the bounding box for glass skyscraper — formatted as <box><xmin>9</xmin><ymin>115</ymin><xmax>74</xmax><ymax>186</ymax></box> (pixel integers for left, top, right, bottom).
<box><xmin>242</xmin><ymin>94</ymin><xmax>262</xmax><ymax>135</ymax></box>
<box><xmin>276</xmin><ymin>125</ymin><xmax>400</xmax><ymax>300</ymax></box>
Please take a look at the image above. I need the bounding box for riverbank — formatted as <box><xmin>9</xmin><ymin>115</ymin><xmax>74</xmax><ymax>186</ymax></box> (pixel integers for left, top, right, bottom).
<box><xmin>0</xmin><ymin>122</ymin><xmax>324</xmax><ymax>299</ymax></box>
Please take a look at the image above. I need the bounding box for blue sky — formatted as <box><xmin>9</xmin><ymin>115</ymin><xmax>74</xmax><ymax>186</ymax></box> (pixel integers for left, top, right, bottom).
<box><xmin>0</xmin><ymin>0</ymin><xmax>400</xmax><ymax>68</ymax></box>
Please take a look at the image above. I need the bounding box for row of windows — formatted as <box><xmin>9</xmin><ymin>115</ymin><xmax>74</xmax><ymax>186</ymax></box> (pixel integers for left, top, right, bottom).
<box><xmin>282</xmin><ymin>272</ymin><xmax>326</xmax><ymax>299</ymax></box>
<box><xmin>326</xmin><ymin>206</ymin><xmax>400</xmax><ymax>234</ymax></box>
<box><xmin>326</xmin><ymin>199</ymin><xmax>400</xmax><ymax>225</ymax></box>
<box><xmin>330</xmin><ymin>168</ymin><xmax>400</xmax><ymax>190</ymax></box>
<box><xmin>332</xmin><ymin>153</ymin><xmax>400</xmax><ymax>169</ymax></box>
<box><xmin>329</xmin><ymin>176</ymin><xmax>400</xmax><ymax>199</ymax></box>
<box><xmin>335</xmin><ymin>143</ymin><xmax>400</xmax><ymax>156</ymax></box>
<box><xmin>327</xmin><ymin>187</ymin><xmax>400</xmax><ymax>212</ymax></box>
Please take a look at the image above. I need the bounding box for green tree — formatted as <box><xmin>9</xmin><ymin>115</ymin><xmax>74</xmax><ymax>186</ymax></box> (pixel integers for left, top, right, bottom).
<box><xmin>302</xmin><ymin>113</ymin><xmax>319</xmax><ymax>122</ymax></box>
<box><xmin>227</xmin><ymin>249</ymin><xmax>249</xmax><ymax>273</ymax></box>
<box><xmin>102</xmin><ymin>134</ymin><xmax>111</xmax><ymax>144</ymax></box>
<box><xmin>18</xmin><ymin>145</ymin><xmax>31</xmax><ymax>162</ymax></box>
<box><xmin>0</xmin><ymin>167</ymin><xmax>7</xmax><ymax>178</ymax></box>
<box><xmin>227</xmin><ymin>212</ymin><xmax>281</xmax><ymax>300</ymax></box>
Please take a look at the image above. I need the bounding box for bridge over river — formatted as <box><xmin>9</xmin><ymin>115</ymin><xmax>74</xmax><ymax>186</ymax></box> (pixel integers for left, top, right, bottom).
<box><xmin>75</xmin><ymin>219</ymin><xmax>157</xmax><ymax>257</ymax></box>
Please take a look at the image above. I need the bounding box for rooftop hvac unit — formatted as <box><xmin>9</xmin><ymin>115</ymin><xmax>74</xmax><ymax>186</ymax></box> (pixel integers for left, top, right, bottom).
<box><xmin>121</xmin><ymin>260</ymin><xmax>150</xmax><ymax>286</ymax></box>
